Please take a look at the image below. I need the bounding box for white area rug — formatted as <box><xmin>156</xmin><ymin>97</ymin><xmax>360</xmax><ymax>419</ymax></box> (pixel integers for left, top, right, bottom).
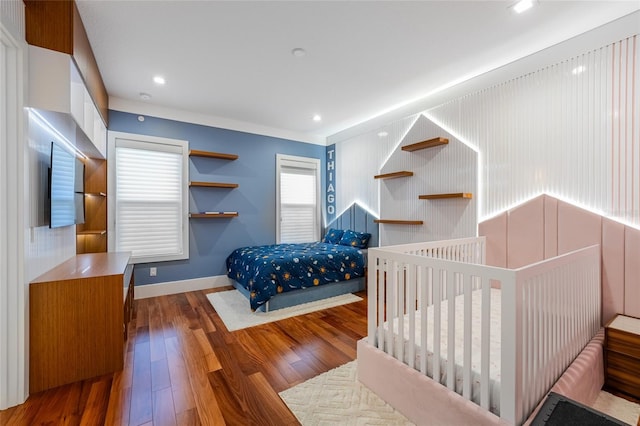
<box><xmin>207</xmin><ymin>290</ymin><xmax>362</xmax><ymax>332</ymax></box>
<box><xmin>279</xmin><ymin>361</ymin><xmax>414</xmax><ymax>426</ymax></box>
<box><xmin>593</xmin><ymin>391</ymin><xmax>640</xmax><ymax>425</ymax></box>
<box><xmin>279</xmin><ymin>362</ymin><xmax>640</xmax><ymax>426</ymax></box>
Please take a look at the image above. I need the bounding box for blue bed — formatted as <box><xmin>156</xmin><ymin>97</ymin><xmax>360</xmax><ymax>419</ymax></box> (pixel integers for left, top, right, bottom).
<box><xmin>226</xmin><ymin>240</ymin><xmax>367</xmax><ymax>311</ymax></box>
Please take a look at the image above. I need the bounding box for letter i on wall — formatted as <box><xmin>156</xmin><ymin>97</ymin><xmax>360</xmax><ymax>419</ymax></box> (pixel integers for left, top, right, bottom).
<box><xmin>326</xmin><ymin>144</ymin><xmax>336</xmax><ymax>224</ymax></box>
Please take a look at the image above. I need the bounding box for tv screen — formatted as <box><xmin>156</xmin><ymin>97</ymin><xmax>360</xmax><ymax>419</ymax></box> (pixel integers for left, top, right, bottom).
<box><xmin>49</xmin><ymin>142</ymin><xmax>85</xmax><ymax>228</ymax></box>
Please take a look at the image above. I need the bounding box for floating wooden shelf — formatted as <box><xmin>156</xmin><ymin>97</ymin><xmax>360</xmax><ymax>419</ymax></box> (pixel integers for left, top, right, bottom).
<box><xmin>402</xmin><ymin>137</ymin><xmax>449</xmax><ymax>152</ymax></box>
<box><xmin>189</xmin><ymin>150</ymin><xmax>238</xmax><ymax>161</ymax></box>
<box><xmin>77</xmin><ymin>229</ymin><xmax>107</xmax><ymax>235</ymax></box>
<box><xmin>190</xmin><ymin>213</ymin><xmax>239</xmax><ymax>218</ymax></box>
<box><xmin>374</xmin><ymin>219</ymin><xmax>424</xmax><ymax>225</ymax></box>
<box><xmin>189</xmin><ymin>181</ymin><xmax>239</xmax><ymax>188</ymax></box>
<box><xmin>374</xmin><ymin>171</ymin><xmax>414</xmax><ymax>179</ymax></box>
<box><xmin>419</xmin><ymin>193</ymin><xmax>473</xmax><ymax>200</ymax></box>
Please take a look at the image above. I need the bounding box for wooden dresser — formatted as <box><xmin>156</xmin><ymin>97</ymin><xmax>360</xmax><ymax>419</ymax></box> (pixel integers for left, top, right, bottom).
<box><xmin>29</xmin><ymin>252</ymin><xmax>134</xmax><ymax>393</ymax></box>
<box><xmin>604</xmin><ymin>314</ymin><xmax>640</xmax><ymax>399</ymax></box>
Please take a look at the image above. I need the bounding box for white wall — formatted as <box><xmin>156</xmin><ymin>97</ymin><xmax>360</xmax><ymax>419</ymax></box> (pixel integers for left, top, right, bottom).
<box><xmin>429</xmin><ymin>34</ymin><xmax>639</xmax><ymax>227</ymax></box>
<box><xmin>332</xmin><ymin>18</ymin><xmax>640</xmax><ymax>248</ymax></box>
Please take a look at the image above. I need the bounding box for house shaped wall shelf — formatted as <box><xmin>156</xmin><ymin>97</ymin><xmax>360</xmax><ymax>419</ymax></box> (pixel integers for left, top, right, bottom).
<box><xmin>377</xmin><ymin>114</ymin><xmax>477</xmax><ymax>246</ymax></box>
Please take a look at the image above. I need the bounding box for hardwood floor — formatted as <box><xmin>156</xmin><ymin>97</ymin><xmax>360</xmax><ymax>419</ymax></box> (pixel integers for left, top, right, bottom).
<box><xmin>0</xmin><ymin>287</ymin><xmax>368</xmax><ymax>425</ymax></box>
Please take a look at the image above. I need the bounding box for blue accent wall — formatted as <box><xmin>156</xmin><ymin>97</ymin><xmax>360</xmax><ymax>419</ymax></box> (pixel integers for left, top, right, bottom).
<box><xmin>108</xmin><ymin>110</ymin><xmax>326</xmax><ymax>285</ymax></box>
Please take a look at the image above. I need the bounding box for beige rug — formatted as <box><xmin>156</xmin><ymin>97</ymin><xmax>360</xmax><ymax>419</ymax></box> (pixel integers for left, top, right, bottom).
<box><xmin>279</xmin><ymin>361</ymin><xmax>414</xmax><ymax>425</ymax></box>
<box><xmin>280</xmin><ymin>361</ymin><xmax>640</xmax><ymax>426</ymax></box>
<box><xmin>593</xmin><ymin>391</ymin><xmax>640</xmax><ymax>425</ymax></box>
<box><xmin>207</xmin><ymin>290</ymin><xmax>362</xmax><ymax>332</ymax></box>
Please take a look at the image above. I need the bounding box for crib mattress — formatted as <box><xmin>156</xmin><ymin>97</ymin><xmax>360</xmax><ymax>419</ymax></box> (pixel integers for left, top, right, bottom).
<box><xmin>386</xmin><ymin>288</ymin><xmax>502</xmax><ymax>415</ymax></box>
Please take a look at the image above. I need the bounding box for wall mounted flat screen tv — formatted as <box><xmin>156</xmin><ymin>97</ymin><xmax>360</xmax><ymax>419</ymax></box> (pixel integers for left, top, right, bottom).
<box><xmin>49</xmin><ymin>141</ymin><xmax>85</xmax><ymax>228</ymax></box>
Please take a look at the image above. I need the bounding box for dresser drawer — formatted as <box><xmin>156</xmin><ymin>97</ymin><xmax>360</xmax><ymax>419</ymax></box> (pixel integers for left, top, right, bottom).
<box><xmin>606</xmin><ymin>351</ymin><xmax>640</xmax><ymax>380</ymax></box>
<box><xmin>606</xmin><ymin>328</ymin><xmax>640</xmax><ymax>358</ymax></box>
<box><xmin>605</xmin><ymin>369</ymin><xmax>640</xmax><ymax>400</ymax></box>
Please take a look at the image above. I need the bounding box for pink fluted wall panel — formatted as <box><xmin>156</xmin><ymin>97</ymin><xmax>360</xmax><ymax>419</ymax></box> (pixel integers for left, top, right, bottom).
<box><xmin>543</xmin><ymin>195</ymin><xmax>558</xmax><ymax>259</ymax></box>
<box><xmin>479</xmin><ymin>212</ymin><xmax>507</xmax><ymax>268</ymax></box>
<box><xmin>624</xmin><ymin>226</ymin><xmax>640</xmax><ymax>318</ymax></box>
<box><xmin>602</xmin><ymin>219</ymin><xmax>626</xmax><ymax>325</ymax></box>
<box><xmin>507</xmin><ymin>196</ymin><xmax>544</xmax><ymax>268</ymax></box>
<box><xmin>557</xmin><ymin>201</ymin><xmax>602</xmax><ymax>255</ymax></box>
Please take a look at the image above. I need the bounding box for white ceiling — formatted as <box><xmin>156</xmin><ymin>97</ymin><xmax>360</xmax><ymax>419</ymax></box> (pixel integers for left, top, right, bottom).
<box><xmin>76</xmin><ymin>1</ymin><xmax>640</xmax><ymax>143</ymax></box>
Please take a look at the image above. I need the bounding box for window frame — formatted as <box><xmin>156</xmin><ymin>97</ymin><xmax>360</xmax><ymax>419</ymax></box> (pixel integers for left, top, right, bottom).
<box><xmin>107</xmin><ymin>131</ymin><xmax>189</xmax><ymax>264</ymax></box>
<box><xmin>275</xmin><ymin>154</ymin><xmax>321</xmax><ymax>244</ymax></box>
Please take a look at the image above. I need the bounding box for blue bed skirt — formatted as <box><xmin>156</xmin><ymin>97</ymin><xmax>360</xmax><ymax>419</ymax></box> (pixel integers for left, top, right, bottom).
<box><xmin>232</xmin><ymin>277</ymin><xmax>365</xmax><ymax>312</ymax></box>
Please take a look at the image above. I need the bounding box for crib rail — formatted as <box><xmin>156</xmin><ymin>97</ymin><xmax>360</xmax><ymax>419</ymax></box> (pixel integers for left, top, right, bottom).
<box><xmin>376</xmin><ymin>236</ymin><xmax>486</xmax><ymax>264</ymax></box>
<box><xmin>367</xmin><ymin>239</ymin><xmax>601</xmax><ymax>425</ymax></box>
<box><xmin>502</xmin><ymin>244</ymin><xmax>601</xmax><ymax>424</ymax></box>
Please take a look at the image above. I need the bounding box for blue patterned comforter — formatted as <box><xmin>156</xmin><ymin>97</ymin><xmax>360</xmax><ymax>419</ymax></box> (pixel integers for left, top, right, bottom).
<box><xmin>226</xmin><ymin>242</ymin><xmax>365</xmax><ymax>311</ymax></box>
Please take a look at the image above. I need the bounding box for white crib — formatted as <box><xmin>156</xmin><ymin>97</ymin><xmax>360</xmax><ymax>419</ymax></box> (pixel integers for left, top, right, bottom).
<box><xmin>365</xmin><ymin>237</ymin><xmax>601</xmax><ymax>425</ymax></box>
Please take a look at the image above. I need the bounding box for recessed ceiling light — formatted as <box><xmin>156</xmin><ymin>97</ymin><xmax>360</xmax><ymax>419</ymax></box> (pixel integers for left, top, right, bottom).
<box><xmin>292</xmin><ymin>48</ymin><xmax>307</xmax><ymax>58</ymax></box>
<box><xmin>377</xmin><ymin>131</ymin><xmax>389</xmax><ymax>138</ymax></box>
<box><xmin>153</xmin><ymin>76</ymin><xmax>166</xmax><ymax>85</ymax></box>
<box><xmin>312</xmin><ymin>114</ymin><xmax>322</xmax><ymax>122</ymax></box>
<box><xmin>139</xmin><ymin>92</ymin><xmax>152</xmax><ymax>101</ymax></box>
<box><xmin>512</xmin><ymin>0</ymin><xmax>533</xmax><ymax>14</ymax></box>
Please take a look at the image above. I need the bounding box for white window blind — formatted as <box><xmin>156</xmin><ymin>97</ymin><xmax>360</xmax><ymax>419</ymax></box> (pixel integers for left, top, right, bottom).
<box><xmin>277</xmin><ymin>155</ymin><xmax>320</xmax><ymax>243</ymax></box>
<box><xmin>108</xmin><ymin>133</ymin><xmax>189</xmax><ymax>263</ymax></box>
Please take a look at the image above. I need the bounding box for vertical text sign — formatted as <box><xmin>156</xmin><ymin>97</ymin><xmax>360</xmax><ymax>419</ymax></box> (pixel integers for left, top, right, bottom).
<box><xmin>326</xmin><ymin>144</ymin><xmax>336</xmax><ymax>224</ymax></box>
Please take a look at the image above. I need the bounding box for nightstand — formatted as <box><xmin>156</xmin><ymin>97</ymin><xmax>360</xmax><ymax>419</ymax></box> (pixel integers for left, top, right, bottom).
<box><xmin>604</xmin><ymin>314</ymin><xmax>640</xmax><ymax>399</ymax></box>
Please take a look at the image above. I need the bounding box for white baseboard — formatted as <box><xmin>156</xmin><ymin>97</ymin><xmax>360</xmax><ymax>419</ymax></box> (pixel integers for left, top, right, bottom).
<box><xmin>134</xmin><ymin>275</ymin><xmax>234</xmax><ymax>299</ymax></box>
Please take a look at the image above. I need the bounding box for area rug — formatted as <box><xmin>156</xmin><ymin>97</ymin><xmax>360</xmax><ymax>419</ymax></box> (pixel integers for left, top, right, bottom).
<box><xmin>593</xmin><ymin>390</ymin><xmax>640</xmax><ymax>425</ymax></box>
<box><xmin>206</xmin><ymin>290</ymin><xmax>362</xmax><ymax>332</ymax></box>
<box><xmin>279</xmin><ymin>361</ymin><xmax>414</xmax><ymax>425</ymax></box>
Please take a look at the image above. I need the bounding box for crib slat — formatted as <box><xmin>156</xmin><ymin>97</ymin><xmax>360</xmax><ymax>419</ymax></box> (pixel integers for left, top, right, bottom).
<box><xmin>369</xmin><ymin>254</ymin><xmax>379</xmax><ymax>347</ymax></box>
<box><xmin>420</xmin><ymin>266</ymin><xmax>429</xmax><ymax>375</ymax></box>
<box><xmin>388</xmin><ymin>261</ymin><xmax>398</xmax><ymax>356</ymax></box>
<box><xmin>385</xmin><ymin>260</ymin><xmax>393</xmax><ymax>354</ymax></box>
<box><xmin>433</xmin><ymin>268</ymin><xmax>441</xmax><ymax>382</ymax></box>
<box><xmin>447</xmin><ymin>272</ymin><xmax>456</xmax><ymax>390</ymax></box>
<box><xmin>397</xmin><ymin>261</ymin><xmax>405</xmax><ymax>363</ymax></box>
<box><xmin>480</xmin><ymin>276</ymin><xmax>490</xmax><ymax>411</ymax></box>
<box><xmin>377</xmin><ymin>260</ymin><xmax>383</xmax><ymax>350</ymax></box>
<box><xmin>463</xmin><ymin>274</ymin><xmax>472</xmax><ymax>400</ymax></box>
<box><xmin>408</xmin><ymin>264</ymin><xmax>416</xmax><ymax>370</ymax></box>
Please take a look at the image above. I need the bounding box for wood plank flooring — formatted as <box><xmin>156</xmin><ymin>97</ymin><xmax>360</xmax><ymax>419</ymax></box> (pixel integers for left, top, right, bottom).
<box><xmin>0</xmin><ymin>287</ymin><xmax>368</xmax><ymax>425</ymax></box>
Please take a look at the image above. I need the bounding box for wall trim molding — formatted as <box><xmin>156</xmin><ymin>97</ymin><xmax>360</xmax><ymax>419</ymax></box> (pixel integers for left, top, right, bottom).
<box><xmin>134</xmin><ymin>275</ymin><xmax>233</xmax><ymax>300</ymax></box>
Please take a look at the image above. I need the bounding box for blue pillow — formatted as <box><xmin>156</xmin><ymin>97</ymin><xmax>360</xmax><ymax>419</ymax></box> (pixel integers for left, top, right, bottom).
<box><xmin>322</xmin><ymin>228</ymin><xmax>344</xmax><ymax>244</ymax></box>
<box><xmin>338</xmin><ymin>229</ymin><xmax>371</xmax><ymax>249</ymax></box>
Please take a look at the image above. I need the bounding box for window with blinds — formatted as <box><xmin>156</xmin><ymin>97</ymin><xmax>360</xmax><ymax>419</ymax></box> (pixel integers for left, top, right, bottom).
<box><xmin>276</xmin><ymin>154</ymin><xmax>321</xmax><ymax>243</ymax></box>
<box><xmin>108</xmin><ymin>132</ymin><xmax>189</xmax><ymax>263</ymax></box>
